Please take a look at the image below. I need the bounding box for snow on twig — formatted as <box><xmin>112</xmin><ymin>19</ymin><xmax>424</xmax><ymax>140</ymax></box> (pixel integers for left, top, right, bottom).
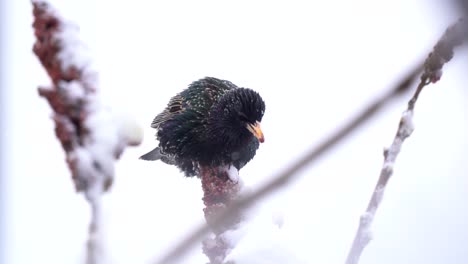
<box><xmin>32</xmin><ymin>1</ymin><xmax>142</xmax><ymax>263</ymax></box>
<box><xmin>200</xmin><ymin>166</ymin><xmax>243</xmax><ymax>264</ymax></box>
<box><xmin>345</xmin><ymin>18</ymin><xmax>468</xmax><ymax>264</ymax></box>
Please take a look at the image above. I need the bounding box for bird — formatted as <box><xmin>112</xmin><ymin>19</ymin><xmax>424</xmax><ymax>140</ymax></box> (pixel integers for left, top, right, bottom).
<box><xmin>140</xmin><ymin>77</ymin><xmax>265</xmax><ymax>177</ymax></box>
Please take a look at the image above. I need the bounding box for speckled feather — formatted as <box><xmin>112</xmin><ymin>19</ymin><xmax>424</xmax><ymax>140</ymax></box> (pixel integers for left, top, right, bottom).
<box><xmin>141</xmin><ymin>77</ymin><xmax>265</xmax><ymax>177</ymax></box>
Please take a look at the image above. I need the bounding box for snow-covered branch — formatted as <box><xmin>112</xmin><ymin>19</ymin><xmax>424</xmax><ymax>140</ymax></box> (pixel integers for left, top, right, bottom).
<box><xmin>200</xmin><ymin>166</ymin><xmax>242</xmax><ymax>263</ymax></box>
<box><xmin>32</xmin><ymin>1</ymin><xmax>142</xmax><ymax>263</ymax></box>
<box><xmin>345</xmin><ymin>17</ymin><xmax>468</xmax><ymax>264</ymax></box>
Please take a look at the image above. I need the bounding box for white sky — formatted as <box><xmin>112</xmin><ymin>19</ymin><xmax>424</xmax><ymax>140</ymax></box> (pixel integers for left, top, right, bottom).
<box><xmin>2</xmin><ymin>0</ymin><xmax>468</xmax><ymax>263</ymax></box>
<box><xmin>0</xmin><ymin>0</ymin><xmax>7</xmax><ymax>262</ymax></box>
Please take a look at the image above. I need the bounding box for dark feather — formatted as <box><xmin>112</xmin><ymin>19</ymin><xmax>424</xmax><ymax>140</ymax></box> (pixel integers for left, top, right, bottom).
<box><xmin>151</xmin><ymin>94</ymin><xmax>185</xmax><ymax>129</ymax></box>
<box><xmin>141</xmin><ymin>77</ymin><xmax>265</xmax><ymax>177</ymax></box>
<box><xmin>140</xmin><ymin>147</ymin><xmax>163</xmax><ymax>161</ymax></box>
<box><xmin>140</xmin><ymin>147</ymin><xmax>176</xmax><ymax>165</ymax></box>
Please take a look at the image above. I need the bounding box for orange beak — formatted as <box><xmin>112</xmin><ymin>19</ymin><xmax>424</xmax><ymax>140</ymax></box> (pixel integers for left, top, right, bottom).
<box><xmin>247</xmin><ymin>121</ymin><xmax>264</xmax><ymax>143</ymax></box>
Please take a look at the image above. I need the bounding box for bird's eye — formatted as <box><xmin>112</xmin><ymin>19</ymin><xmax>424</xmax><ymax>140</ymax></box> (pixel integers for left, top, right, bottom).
<box><xmin>239</xmin><ymin>112</ymin><xmax>249</xmax><ymax>122</ymax></box>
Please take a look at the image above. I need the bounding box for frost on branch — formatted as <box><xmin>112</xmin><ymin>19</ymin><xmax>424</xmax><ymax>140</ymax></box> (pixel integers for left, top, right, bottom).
<box><xmin>348</xmin><ymin>110</ymin><xmax>415</xmax><ymax>264</ymax></box>
<box><xmin>33</xmin><ymin>0</ymin><xmax>142</xmax><ymax>196</ymax></box>
<box><xmin>346</xmin><ymin>18</ymin><xmax>468</xmax><ymax>264</ymax></box>
<box><xmin>32</xmin><ymin>1</ymin><xmax>142</xmax><ymax>263</ymax></box>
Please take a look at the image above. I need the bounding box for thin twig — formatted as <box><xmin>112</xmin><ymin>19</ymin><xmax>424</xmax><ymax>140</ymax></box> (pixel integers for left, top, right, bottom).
<box><xmin>345</xmin><ymin>18</ymin><xmax>468</xmax><ymax>264</ymax></box>
<box><xmin>86</xmin><ymin>196</ymin><xmax>102</xmax><ymax>264</ymax></box>
<box><xmin>153</xmin><ymin>62</ymin><xmax>423</xmax><ymax>264</ymax></box>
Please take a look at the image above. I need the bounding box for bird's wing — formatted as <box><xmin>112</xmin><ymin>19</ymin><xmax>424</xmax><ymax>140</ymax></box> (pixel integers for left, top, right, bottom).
<box><xmin>151</xmin><ymin>77</ymin><xmax>237</xmax><ymax>129</ymax></box>
<box><xmin>151</xmin><ymin>94</ymin><xmax>185</xmax><ymax>129</ymax></box>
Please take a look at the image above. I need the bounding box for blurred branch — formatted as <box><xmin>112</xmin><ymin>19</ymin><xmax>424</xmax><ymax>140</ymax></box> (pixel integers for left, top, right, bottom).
<box><xmin>32</xmin><ymin>1</ymin><xmax>141</xmax><ymax>263</ymax></box>
<box><xmin>154</xmin><ymin>58</ymin><xmax>424</xmax><ymax>264</ymax></box>
<box><xmin>345</xmin><ymin>18</ymin><xmax>468</xmax><ymax>264</ymax></box>
<box><xmin>86</xmin><ymin>197</ymin><xmax>103</xmax><ymax>264</ymax></box>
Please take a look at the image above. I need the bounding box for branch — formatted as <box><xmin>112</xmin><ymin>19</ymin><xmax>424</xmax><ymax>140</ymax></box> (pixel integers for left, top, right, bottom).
<box><xmin>32</xmin><ymin>1</ymin><xmax>142</xmax><ymax>263</ymax></box>
<box><xmin>200</xmin><ymin>166</ymin><xmax>242</xmax><ymax>263</ymax></box>
<box><xmin>345</xmin><ymin>17</ymin><xmax>468</xmax><ymax>264</ymax></box>
<box><xmin>153</xmin><ymin>60</ymin><xmax>423</xmax><ymax>264</ymax></box>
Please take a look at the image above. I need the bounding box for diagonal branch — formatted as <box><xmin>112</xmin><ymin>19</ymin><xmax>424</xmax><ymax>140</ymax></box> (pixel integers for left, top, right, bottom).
<box><xmin>345</xmin><ymin>17</ymin><xmax>468</xmax><ymax>264</ymax></box>
<box><xmin>153</xmin><ymin>60</ymin><xmax>424</xmax><ymax>264</ymax></box>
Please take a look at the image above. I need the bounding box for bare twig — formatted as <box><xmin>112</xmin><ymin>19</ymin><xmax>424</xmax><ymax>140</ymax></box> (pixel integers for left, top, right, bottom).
<box><xmin>345</xmin><ymin>18</ymin><xmax>468</xmax><ymax>264</ymax></box>
<box><xmin>86</xmin><ymin>196</ymin><xmax>103</xmax><ymax>264</ymax></box>
<box><xmin>32</xmin><ymin>1</ymin><xmax>141</xmax><ymax>263</ymax></box>
<box><xmin>153</xmin><ymin>61</ymin><xmax>423</xmax><ymax>264</ymax></box>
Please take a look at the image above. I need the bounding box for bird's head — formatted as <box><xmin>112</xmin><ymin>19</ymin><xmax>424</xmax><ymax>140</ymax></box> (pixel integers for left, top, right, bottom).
<box><xmin>210</xmin><ymin>88</ymin><xmax>265</xmax><ymax>144</ymax></box>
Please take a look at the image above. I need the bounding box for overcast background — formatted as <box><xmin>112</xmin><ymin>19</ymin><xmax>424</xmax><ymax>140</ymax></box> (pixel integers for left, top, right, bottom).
<box><xmin>1</xmin><ymin>0</ymin><xmax>468</xmax><ymax>263</ymax></box>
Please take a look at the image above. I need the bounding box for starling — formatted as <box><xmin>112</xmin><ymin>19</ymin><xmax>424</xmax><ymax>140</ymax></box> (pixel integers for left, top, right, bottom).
<box><xmin>140</xmin><ymin>77</ymin><xmax>265</xmax><ymax>177</ymax></box>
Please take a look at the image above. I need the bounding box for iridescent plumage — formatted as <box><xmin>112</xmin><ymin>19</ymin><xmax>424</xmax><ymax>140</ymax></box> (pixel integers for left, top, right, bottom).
<box><xmin>141</xmin><ymin>77</ymin><xmax>265</xmax><ymax>177</ymax></box>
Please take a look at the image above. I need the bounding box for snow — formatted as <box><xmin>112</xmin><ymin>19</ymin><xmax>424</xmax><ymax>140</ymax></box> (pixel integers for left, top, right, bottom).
<box><xmin>54</xmin><ymin>18</ymin><xmax>93</xmax><ymax>76</ymax></box>
<box><xmin>399</xmin><ymin>110</ymin><xmax>414</xmax><ymax>138</ymax></box>
<box><xmin>83</xmin><ymin>106</ymin><xmax>118</xmax><ymax>180</ymax></box>
<box><xmin>359</xmin><ymin>212</ymin><xmax>374</xmax><ymax>241</ymax></box>
<box><xmin>78</xmin><ymin>98</ymin><xmax>142</xmax><ymax>196</ymax></box>
<box><xmin>224</xmin><ymin>213</ymin><xmax>308</xmax><ymax>264</ymax></box>
<box><xmin>70</xmin><ymin>146</ymin><xmax>106</xmax><ymax>262</ymax></box>
<box><xmin>226</xmin><ymin>165</ymin><xmax>239</xmax><ymax>182</ymax></box>
<box><xmin>38</xmin><ymin>1</ymin><xmax>96</xmax><ymax>83</ymax></box>
<box><xmin>59</xmin><ymin>80</ymin><xmax>85</xmax><ymax>102</ymax></box>
<box><xmin>271</xmin><ymin>210</ymin><xmax>285</xmax><ymax>229</ymax></box>
<box><xmin>29</xmin><ymin>4</ymin><xmax>142</xmax><ymax>263</ymax></box>
<box><xmin>42</xmin><ymin>1</ymin><xmax>143</xmax><ymax>198</ymax></box>
<box><xmin>350</xmin><ymin>109</ymin><xmax>416</xmax><ymax>260</ymax></box>
<box><xmin>382</xmin><ymin>110</ymin><xmax>415</xmax><ymax>172</ymax></box>
<box><xmin>71</xmin><ymin>147</ymin><xmax>103</xmax><ymax>197</ymax></box>
<box><xmin>116</xmin><ymin>112</ymin><xmax>144</xmax><ymax>146</ymax></box>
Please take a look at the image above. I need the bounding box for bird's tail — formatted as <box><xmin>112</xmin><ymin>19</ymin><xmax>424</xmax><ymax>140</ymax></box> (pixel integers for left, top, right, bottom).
<box><xmin>140</xmin><ymin>147</ymin><xmax>164</xmax><ymax>161</ymax></box>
